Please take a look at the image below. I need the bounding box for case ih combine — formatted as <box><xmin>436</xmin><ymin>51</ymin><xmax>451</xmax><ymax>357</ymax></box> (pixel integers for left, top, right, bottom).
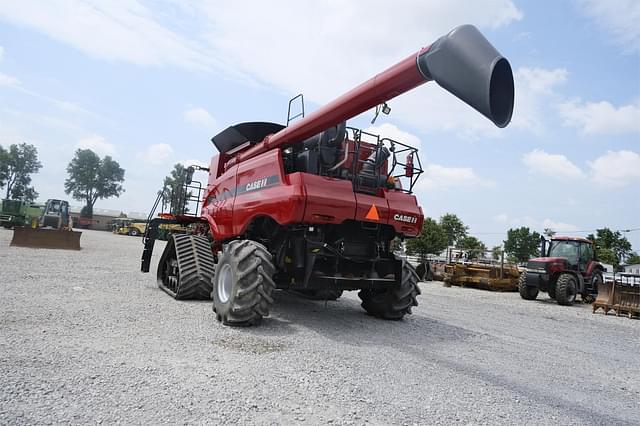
<box><xmin>141</xmin><ymin>25</ymin><xmax>515</xmax><ymax>326</ymax></box>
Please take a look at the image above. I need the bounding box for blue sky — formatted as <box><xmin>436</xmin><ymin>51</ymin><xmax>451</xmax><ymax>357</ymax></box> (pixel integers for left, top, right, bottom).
<box><xmin>0</xmin><ymin>0</ymin><xmax>638</xmax><ymax>250</ymax></box>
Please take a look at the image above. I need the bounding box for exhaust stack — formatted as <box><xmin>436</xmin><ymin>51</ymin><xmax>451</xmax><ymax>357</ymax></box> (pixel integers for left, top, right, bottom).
<box><xmin>227</xmin><ymin>24</ymin><xmax>514</xmax><ymax>167</ymax></box>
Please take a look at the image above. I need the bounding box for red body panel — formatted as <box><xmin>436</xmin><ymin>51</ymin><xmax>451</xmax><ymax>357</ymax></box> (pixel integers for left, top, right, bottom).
<box><xmin>202</xmin><ymin>149</ymin><xmax>423</xmax><ymax>241</ymax></box>
<box><xmin>301</xmin><ymin>174</ymin><xmax>356</xmax><ymax>224</ymax></box>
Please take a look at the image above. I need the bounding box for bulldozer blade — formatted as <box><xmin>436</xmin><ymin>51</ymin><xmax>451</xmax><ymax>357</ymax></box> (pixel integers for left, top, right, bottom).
<box><xmin>10</xmin><ymin>227</ymin><xmax>81</xmax><ymax>250</ymax></box>
<box><xmin>612</xmin><ymin>282</ymin><xmax>640</xmax><ymax>318</ymax></box>
<box><xmin>592</xmin><ymin>280</ymin><xmax>614</xmax><ymax>315</ymax></box>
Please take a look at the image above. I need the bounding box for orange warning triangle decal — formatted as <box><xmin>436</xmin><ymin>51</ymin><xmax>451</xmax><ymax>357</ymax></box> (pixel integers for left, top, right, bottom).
<box><xmin>365</xmin><ymin>204</ymin><xmax>380</xmax><ymax>221</ymax></box>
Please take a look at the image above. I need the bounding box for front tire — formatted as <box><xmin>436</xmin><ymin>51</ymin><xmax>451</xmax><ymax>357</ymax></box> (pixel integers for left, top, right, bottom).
<box><xmin>556</xmin><ymin>273</ymin><xmax>577</xmax><ymax>306</ymax></box>
<box><xmin>518</xmin><ymin>272</ymin><xmax>538</xmax><ymax>300</ymax></box>
<box><xmin>212</xmin><ymin>240</ymin><xmax>276</xmax><ymax>326</ymax></box>
<box><xmin>359</xmin><ymin>259</ymin><xmax>420</xmax><ymax>320</ymax></box>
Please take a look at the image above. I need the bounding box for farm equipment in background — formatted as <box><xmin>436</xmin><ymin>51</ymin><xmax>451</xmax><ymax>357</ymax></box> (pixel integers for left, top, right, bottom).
<box><xmin>140</xmin><ymin>25</ymin><xmax>515</xmax><ymax>326</ymax></box>
<box><xmin>442</xmin><ymin>247</ymin><xmax>521</xmax><ymax>291</ymax></box>
<box><xmin>0</xmin><ymin>199</ymin><xmax>44</xmax><ymax>228</ymax></box>
<box><xmin>519</xmin><ymin>236</ymin><xmax>603</xmax><ymax>305</ymax></box>
<box><xmin>593</xmin><ymin>273</ymin><xmax>640</xmax><ymax>318</ymax></box>
<box><xmin>112</xmin><ymin>218</ymin><xmax>147</xmax><ymax>237</ymax></box>
<box><xmin>10</xmin><ymin>199</ymin><xmax>81</xmax><ymax>250</ymax></box>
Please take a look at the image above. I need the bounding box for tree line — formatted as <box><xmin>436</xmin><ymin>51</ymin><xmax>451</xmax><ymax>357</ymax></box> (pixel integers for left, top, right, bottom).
<box><xmin>0</xmin><ymin>142</ymin><xmax>125</xmax><ymax>218</ymax></box>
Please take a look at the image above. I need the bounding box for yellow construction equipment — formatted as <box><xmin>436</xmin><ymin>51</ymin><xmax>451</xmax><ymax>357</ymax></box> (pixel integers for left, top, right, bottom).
<box><xmin>443</xmin><ymin>262</ymin><xmax>521</xmax><ymax>291</ymax></box>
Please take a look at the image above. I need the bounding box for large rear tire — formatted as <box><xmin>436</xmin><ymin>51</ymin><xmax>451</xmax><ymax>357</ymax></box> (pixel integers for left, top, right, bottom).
<box><xmin>358</xmin><ymin>259</ymin><xmax>420</xmax><ymax>320</ymax></box>
<box><xmin>212</xmin><ymin>240</ymin><xmax>276</xmax><ymax>326</ymax></box>
<box><xmin>518</xmin><ymin>272</ymin><xmax>538</xmax><ymax>300</ymax></box>
<box><xmin>556</xmin><ymin>273</ymin><xmax>577</xmax><ymax>306</ymax></box>
<box><xmin>157</xmin><ymin>234</ymin><xmax>215</xmax><ymax>300</ymax></box>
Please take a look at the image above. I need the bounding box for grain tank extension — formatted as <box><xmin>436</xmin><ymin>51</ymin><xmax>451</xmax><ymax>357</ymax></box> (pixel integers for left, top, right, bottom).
<box><xmin>141</xmin><ymin>25</ymin><xmax>515</xmax><ymax>326</ymax></box>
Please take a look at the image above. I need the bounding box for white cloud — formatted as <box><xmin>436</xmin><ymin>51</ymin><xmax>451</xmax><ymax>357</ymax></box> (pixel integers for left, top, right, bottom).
<box><xmin>183</xmin><ymin>107</ymin><xmax>217</xmax><ymax>129</ymax></box>
<box><xmin>522</xmin><ymin>149</ymin><xmax>585</xmax><ymax>179</ymax></box>
<box><xmin>136</xmin><ymin>143</ymin><xmax>173</xmax><ymax>166</ymax></box>
<box><xmin>510</xmin><ymin>67</ymin><xmax>568</xmax><ymax>133</ymax></box>
<box><xmin>541</xmin><ymin>219</ymin><xmax>579</xmax><ymax>233</ymax></box>
<box><xmin>76</xmin><ymin>134</ymin><xmax>116</xmax><ymax>157</ymax></box>
<box><xmin>365</xmin><ymin>123</ymin><xmax>422</xmax><ymax>150</ymax></box>
<box><xmin>558</xmin><ymin>99</ymin><xmax>640</xmax><ymax>135</ymax></box>
<box><xmin>0</xmin><ymin>71</ymin><xmax>20</xmax><ymax>87</ymax></box>
<box><xmin>199</xmin><ymin>1</ymin><xmax>522</xmax><ymax>138</ymax></box>
<box><xmin>201</xmin><ymin>1</ymin><xmax>522</xmax><ymax>102</ymax></box>
<box><xmin>0</xmin><ymin>1</ymin><xmax>525</xmax><ymax>137</ymax></box>
<box><xmin>588</xmin><ymin>150</ymin><xmax>640</xmax><ymax>187</ymax></box>
<box><xmin>0</xmin><ymin>1</ymin><xmax>215</xmax><ymax>71</ymax></box>
<box><xmin>492</xmin><ymin>213</ymin><xmax>579</xmax><ymax>233</ymax></box>
<box><xmin>419</xmin><ymin>164</ymin><xmax>494</xmax><ymax>191</ymax></box>
<box><xmin>0</xmin><ymin>45</ymin><xmax>4</xmax><ymax>61</ymax></box>
<box><xmin>576</xmin><ymin>0</ymin><xmax>640</xmax><ymax>53</ymax></box>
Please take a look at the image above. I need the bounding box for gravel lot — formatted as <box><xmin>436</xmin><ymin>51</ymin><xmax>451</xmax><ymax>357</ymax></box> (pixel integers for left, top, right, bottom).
<box><xmin>1</xmin><ymin>229</ymin><xmax>638</xmax><ymax>425</ymax></box>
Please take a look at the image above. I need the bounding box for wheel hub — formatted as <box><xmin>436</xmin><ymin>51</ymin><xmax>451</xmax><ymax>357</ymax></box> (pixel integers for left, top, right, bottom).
<box><xmin>217</xmin><ymin>263</ymin><xmax>233</xmax><ymax>303</ymax></box>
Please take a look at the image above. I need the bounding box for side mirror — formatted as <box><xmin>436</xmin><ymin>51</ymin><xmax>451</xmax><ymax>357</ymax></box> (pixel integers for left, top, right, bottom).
<box><xmin>405</xmin><ymin>154</ymin><xmax>414</xmax><ymax>177</ymax></box>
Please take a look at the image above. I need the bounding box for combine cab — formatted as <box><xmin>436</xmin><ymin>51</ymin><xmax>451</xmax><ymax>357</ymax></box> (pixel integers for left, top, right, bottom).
<box><xmin>10</xmin><ymin>199</ymin><xmax>81</xmax><ymax>250</ymax></box>
<box><xmin>519</xmin><ymin>237</ymin><xmax>603</xmax><ymax>305</ymax></box>
<box><xmin>141</xmin><ymin>25</ymin><xmax>515</xmax><ymax>326</ymax></box>
<box><xmin>1</xmin><ymin>199</ymin><xmax>43</xmax><ymax>228</ymax></box>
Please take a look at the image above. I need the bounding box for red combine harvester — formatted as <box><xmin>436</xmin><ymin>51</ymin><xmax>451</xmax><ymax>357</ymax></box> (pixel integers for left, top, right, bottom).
<box><xmin>141</xmin><ymin>25</ymin><xmax>515</xmax><ymax>326</ymax></box>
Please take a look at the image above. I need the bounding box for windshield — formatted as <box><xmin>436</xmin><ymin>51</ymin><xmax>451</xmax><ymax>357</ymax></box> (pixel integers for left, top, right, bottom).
<box><xmin>548</xmin><ymin>240</ymin><xmax>579</xmax><ymax>264</ymax></box>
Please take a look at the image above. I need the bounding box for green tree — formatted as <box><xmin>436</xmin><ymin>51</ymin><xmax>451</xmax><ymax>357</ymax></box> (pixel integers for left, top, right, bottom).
<box><xmin>504</xmin><ymin>227</ymin><xmax>541</xmax><ymax>263</ymax></box>
<box><xmin>406</xmin><ymin>217</ymin><xmax>448</xmax><ymax>260</ymax></box>
<box><xmin>0</xmin><ymin>143</ymin><xmax>42</xmax><ymax>201</ymax></box>
<box><xmin>626</xmin><ymin>252</ymin><xmax>640</xmax><ymax>265</ymax></box>
<box><xmin>491</xmin><ymin>245</ymin><xmax>503</xmax><ymax>261</ymax></box>
<box><xmin>587</xmin><ymin>228</ymin><xmax>633</xmax><ymax>270</ymax></box>
<box><xmin>456</xmin><ymin>235</ymin><xmax>487</xmax><ymax>260</ymax></box>
<box><xmin>162</xmin><ymin>163</ymin><xmax>192</xmax><ymax>215</ymax></box>
<box><xmin>64</xmin><ymin>149</ymin><xmax>125</xmax><ymax>218</ymax></box>
<box><xmin>439</xmin><ymin>213</ymin><xmax>468</xmax><ymax>247</ymax></box>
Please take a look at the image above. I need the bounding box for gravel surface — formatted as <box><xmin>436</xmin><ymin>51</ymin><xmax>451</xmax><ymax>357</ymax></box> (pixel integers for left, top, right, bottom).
<box><xmin>1</xmin><ymin>229</ymin><xmax>638</xmax><ymax>425</ymax></box>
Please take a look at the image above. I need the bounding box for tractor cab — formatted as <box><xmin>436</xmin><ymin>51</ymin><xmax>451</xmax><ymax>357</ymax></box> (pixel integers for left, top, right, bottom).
<box><xmin>520</xmin><ymin>236</ymin><xmax>602</xmax><ymax>306</ymax></box>
<box><xmin>539</xmin><ymin>237</ymin><xmax>596</xmax><ymax>272</ymax></box>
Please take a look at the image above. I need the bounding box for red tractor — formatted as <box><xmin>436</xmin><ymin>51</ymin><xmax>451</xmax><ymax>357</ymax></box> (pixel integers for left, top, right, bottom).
<box><xmin>141</xmin><ymin>25</ymin><xmax>515</xmax><ymax>326</ymax></box>
<box><xmin>519</xmin><ymin>237</ymin><xmax>604</xmax><ymax>305</ymax></box>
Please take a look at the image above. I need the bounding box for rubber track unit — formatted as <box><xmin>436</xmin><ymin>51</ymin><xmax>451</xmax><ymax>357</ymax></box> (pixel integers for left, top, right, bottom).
<box><xmin>518</xmin><ymin>273</ymin><xmax>538</xmax><ymax>300</ymax></box>
<box><xmin>157</xmin><ymin>234</ymin><xmax>215</xmax><ymax>300</ymax></box>
<box><xmin>358</xmin><ymin>258</ymin><xmax>421</xmax><ymax>320</ymax></box>
<box><xmin>213</xmin><ymin>240</ymin><xmax>276</xmax><ymax>326</ymax></box>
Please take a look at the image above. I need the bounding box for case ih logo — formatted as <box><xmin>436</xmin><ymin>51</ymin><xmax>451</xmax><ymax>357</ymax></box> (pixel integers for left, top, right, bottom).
<box><xmin>394</xmin><ymin>214</ymin><xmax>418</xmax><ymax>224</ymax></box>
<box><xmin>239</xmin><ymin>175</ymin><xmax>279</xmax><ymax>194</ymax></box>
<box><xmin>246</xmin><ymin>178</ymin><xmax>268</xmax><ymax>192</ymax></box>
